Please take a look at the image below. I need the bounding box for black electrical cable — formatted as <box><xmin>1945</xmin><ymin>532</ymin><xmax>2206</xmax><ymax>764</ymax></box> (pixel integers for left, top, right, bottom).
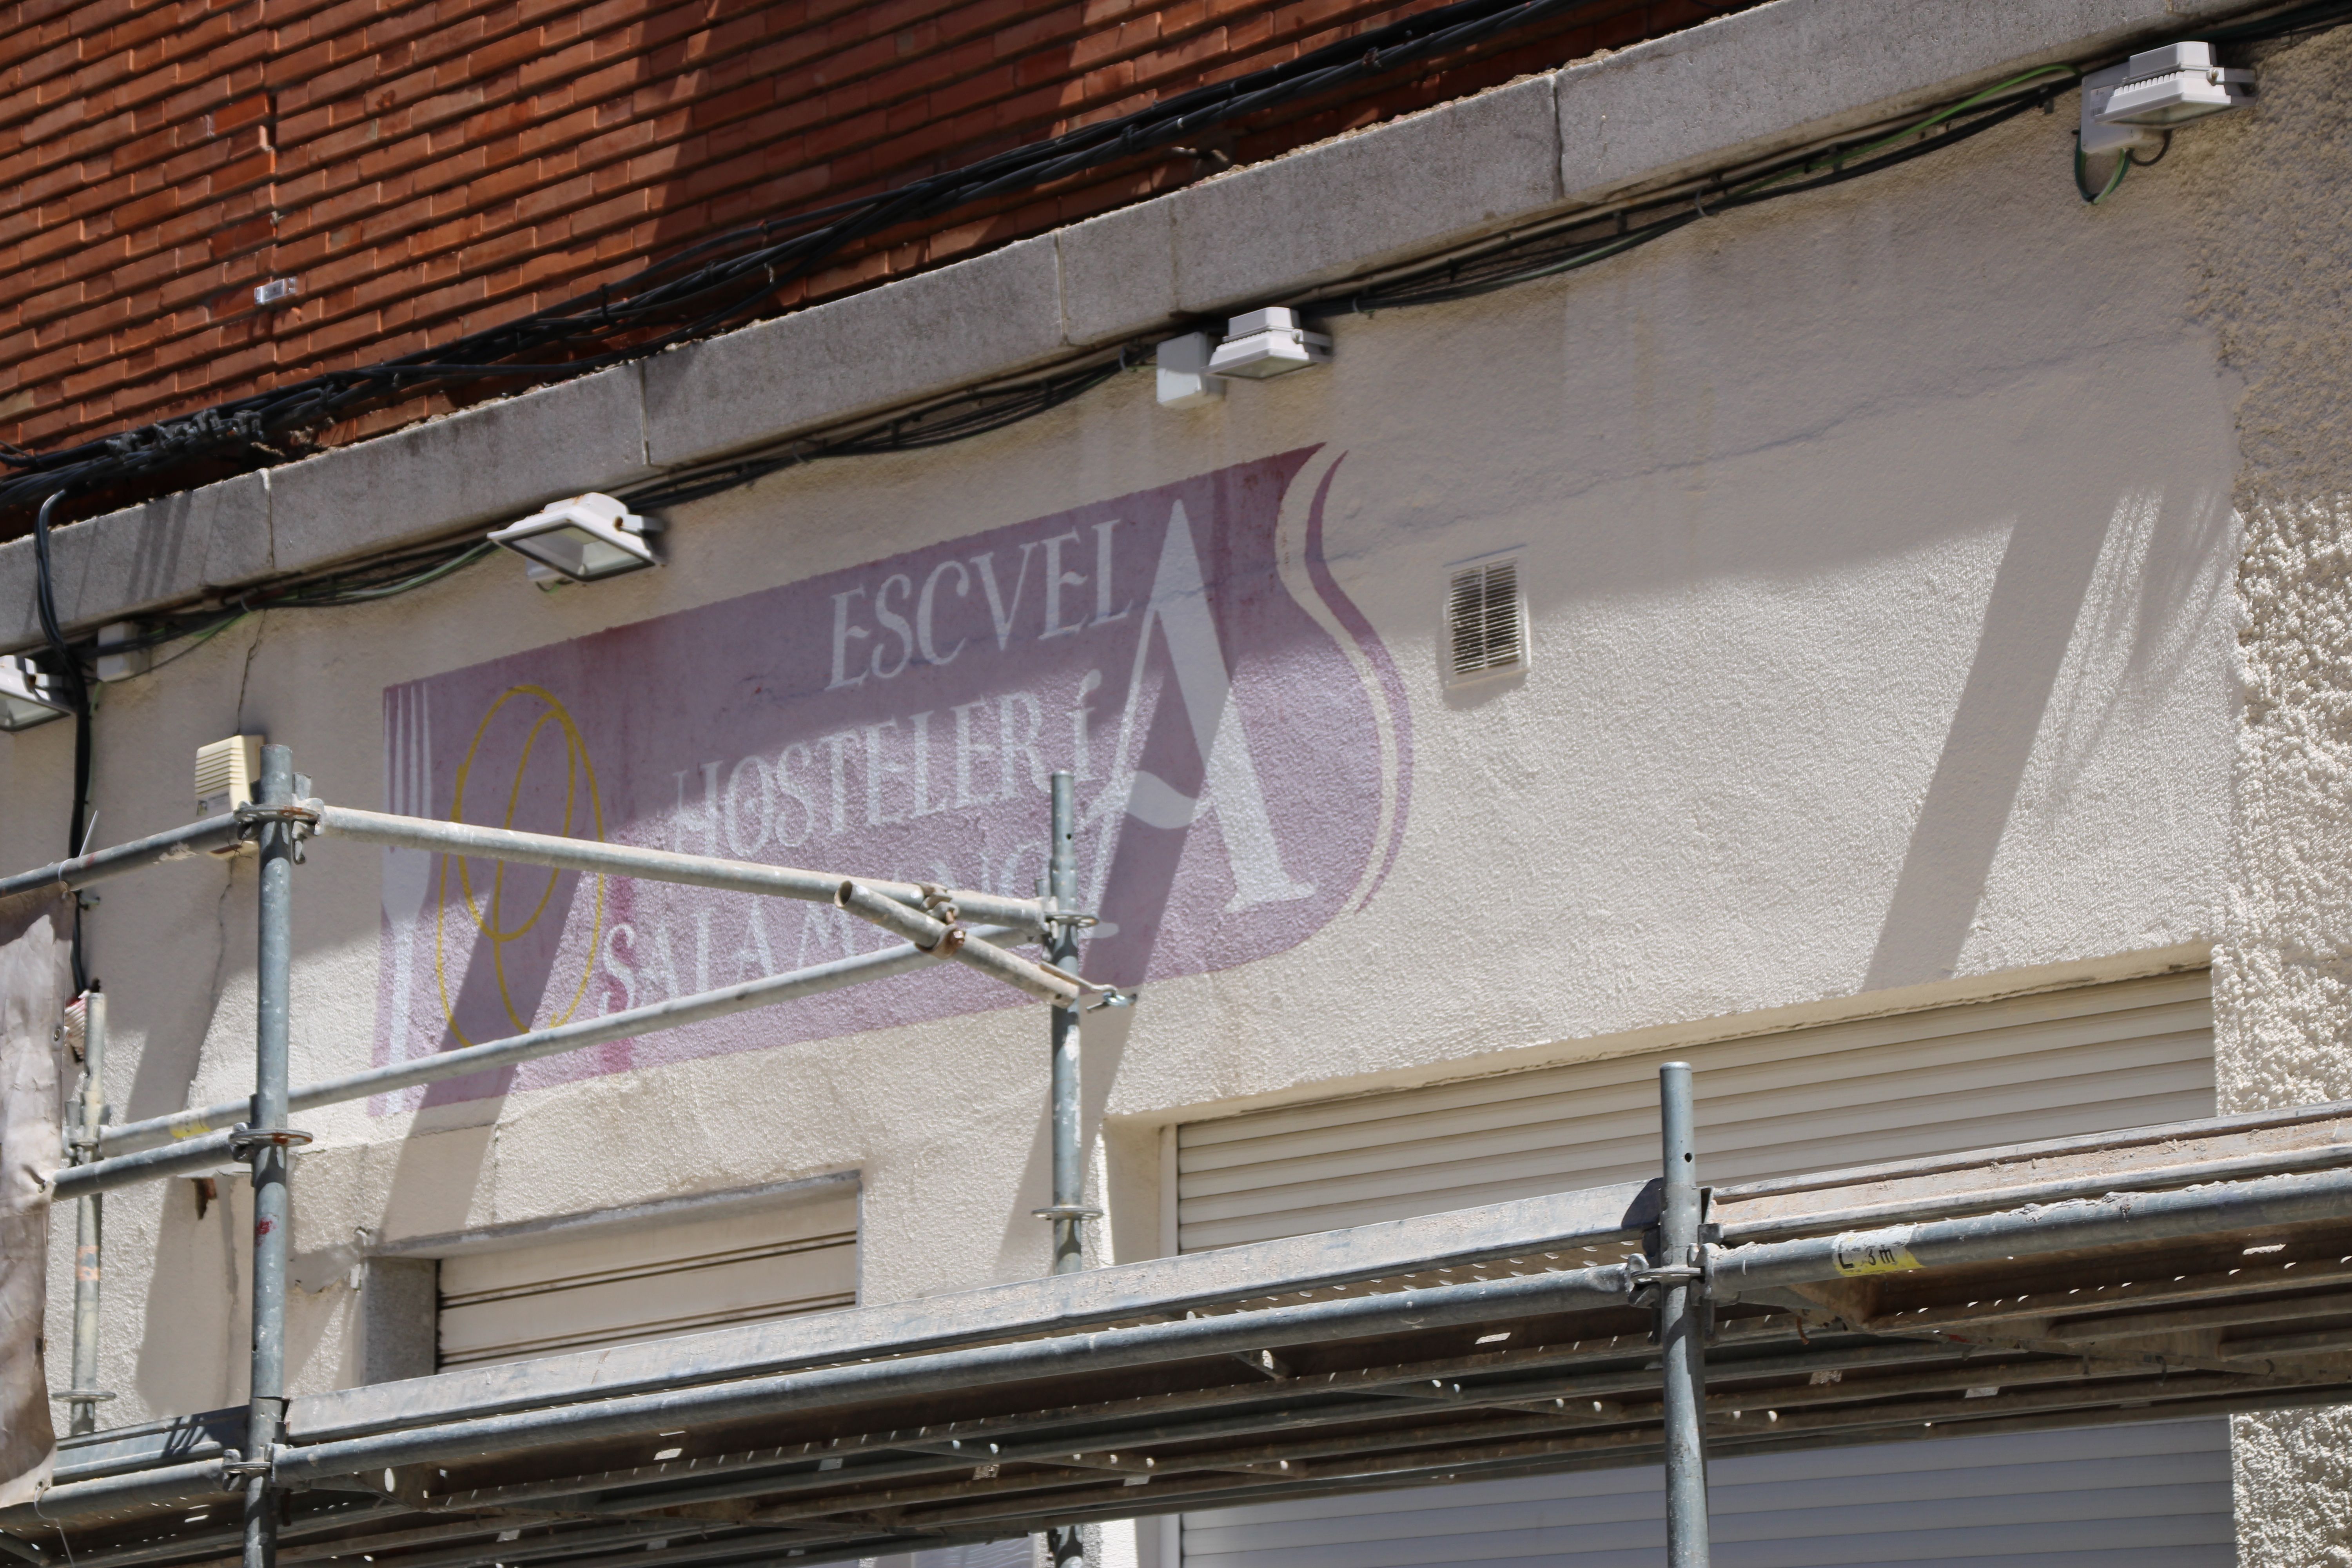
<box><xmin>2208</xmin><ymin>0</ymin><xmax>2352</xmax><ymax>42</ymax></box>
<box><xmin>15</xmin><ymin>0</ymin><xmax>2348</xmax><ymax>537</ymax></box>
<box><xmin>1323</xmin><ymin>75</ymin><xmax>2063</xmax><ymax>312</ymax></box>
<box><xmin>621</xmin><ymin>356</ymin><xmax>1129</xmax><ymax>512</ymax></box>
<box><xmin>32</xmin><ymin>488</ymin><xmax>93</xmax><ymax>991</ymax></box>
<box><xmin>0</xmin><ymin>0</ymin><xmax>1665</xmax><ymax>532</ymax></box>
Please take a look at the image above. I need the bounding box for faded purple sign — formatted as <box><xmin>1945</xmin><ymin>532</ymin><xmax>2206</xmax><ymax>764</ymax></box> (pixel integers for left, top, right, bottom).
<box><xmin>373</xmin><ymin>447</ymin><xmax>1410</xmax><ymax>1106</ymax></box>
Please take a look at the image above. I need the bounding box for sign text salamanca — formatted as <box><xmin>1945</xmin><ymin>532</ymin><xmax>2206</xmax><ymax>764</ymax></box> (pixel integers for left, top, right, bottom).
<box><xmin>374</xmin><ymin>447</ymin><xmax>1410</xmax><ymax>1105</ymax></box>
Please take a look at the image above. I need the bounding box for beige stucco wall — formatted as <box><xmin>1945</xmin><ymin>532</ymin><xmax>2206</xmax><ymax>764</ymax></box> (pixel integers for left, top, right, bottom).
<box><xmin>2183</xmin><ymin>20</ymin><xmax>2352</xmax><ymax>1565</ymax></box>
<box><xmin>22</xmin><ymin>87</ymin><xmax>2247</xmax><ymax>1512</ymax></box>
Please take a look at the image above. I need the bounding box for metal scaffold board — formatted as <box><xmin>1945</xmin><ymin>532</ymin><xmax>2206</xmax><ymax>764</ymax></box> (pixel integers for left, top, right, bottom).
<box><xmin>15</xmin><ymin>1097</ymin><xmax>2352</xmax><ymax>1568</ymax></box>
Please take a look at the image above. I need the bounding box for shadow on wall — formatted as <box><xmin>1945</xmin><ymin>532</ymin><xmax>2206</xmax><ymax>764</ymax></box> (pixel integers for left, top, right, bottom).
<box><xmin>136</xmin><ymin>1171</ymin><xmax>249</xmax><ymax>1414</ymax></box>
<box><xmin>991</xmin><ymin>1000</ymin><xmax>1139</xmax><ymax>1282</ymax></box>
<box><xmin>1864</xmin><ymin>480</ymin><xmax>2233</xmax><ymax>991</ymax></box>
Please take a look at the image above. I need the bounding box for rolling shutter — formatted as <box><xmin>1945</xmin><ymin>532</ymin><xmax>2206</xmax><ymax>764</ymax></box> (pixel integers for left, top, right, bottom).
<box><xmin>1175</xmin><ymin>971</ymin><xmax>2228</xmax><ymax>1568</ymax></box>
<box><xmin>436</xmin><ymin>1189</ymin><xmax>858</xmax><ymax>1369</ymax></box>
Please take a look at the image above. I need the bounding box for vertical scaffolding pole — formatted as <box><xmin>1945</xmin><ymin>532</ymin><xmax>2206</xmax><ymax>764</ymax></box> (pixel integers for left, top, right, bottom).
<box><xmin>1045</xmin><ymin>771</ymin><xmax>1086</xmax><ymax>1278</ymax></box>
<box><xmin>65</xmin><ymin>986</ymin><xmax>109</xmax><ymax>1436</ymax></box>
<box><xmin>1656</xmin><ymin>1062</ymin><xmax>1710</xmax><ymax>1568</ymax></box>
<box><xmin>242</xmin><ymin>746</ymin><xmax>298</xmax><ymax>1568</ymax></box>
<box><xmin>1043</xmin><ymin>773</ymin><xmax>1091</xmax><ymax>1568</ymax></box>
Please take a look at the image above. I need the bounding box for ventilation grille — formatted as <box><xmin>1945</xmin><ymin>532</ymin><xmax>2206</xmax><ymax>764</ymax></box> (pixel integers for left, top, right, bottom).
<box><xmin>194</xmin><ymin>734</ymin><xmax>263</xmax><ymax>818</ymax></box>
<box><xmin>1445</xmin><ymin>557</ymin><xmax>1526</xmax><ymax>682</ymax></box>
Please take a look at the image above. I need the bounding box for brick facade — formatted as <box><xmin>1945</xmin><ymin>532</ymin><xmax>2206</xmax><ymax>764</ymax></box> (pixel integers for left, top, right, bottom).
<box><xmin>1</xmin><ymin>0</ymin><xmax>1724</xmax><ymax>488</ymax></box>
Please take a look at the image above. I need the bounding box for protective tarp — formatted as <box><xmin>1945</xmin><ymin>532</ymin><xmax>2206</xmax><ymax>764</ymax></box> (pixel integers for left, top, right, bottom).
<box><xmin>0</xmin><ymin>887</ymin><xmax>72</xmax><ymax>1510</ymax></box>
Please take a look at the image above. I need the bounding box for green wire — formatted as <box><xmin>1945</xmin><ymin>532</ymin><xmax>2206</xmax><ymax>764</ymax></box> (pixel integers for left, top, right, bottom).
<box><xmin>141</xmin><ymin>612</ymin><xmax>248</xmax><ymax>674</ymax></box>
<box><xmin>89</xmin><ymin>539</ymin><xmax>497</xmax><ymax>690</ymax></box>
<box><xmin>1370</xmin><ymin>66</ymin><xmax>2080</xmax><ymax>309</ymax></box>
<box><xmin>2073</xmin><ymin>136</ymin><xmax>2132</xmax><ymax>203</ymax></box>
<box><xmin>278</xmin><ymin>541</ymin><xmax>501</xmax><ymax>604</ymax></box>
<box><xmin>1732</xmin><ymin>64</ymin><xmax>2084</xmax><ymax>201</ymax></box>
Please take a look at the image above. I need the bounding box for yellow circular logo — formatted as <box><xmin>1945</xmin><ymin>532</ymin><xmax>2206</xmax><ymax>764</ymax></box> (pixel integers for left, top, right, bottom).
<box><xmin>434</xmin><ymin>685</ymin><xmax>607</xmax><ymax>1044</ymax></box>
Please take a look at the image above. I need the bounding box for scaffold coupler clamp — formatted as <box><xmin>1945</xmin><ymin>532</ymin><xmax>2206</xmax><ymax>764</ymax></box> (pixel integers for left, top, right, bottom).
<box><xmin>1629</xmin><ymin>1257</ymin><xmax>1704</xmax><ymax>1303</ymax></box>
<box><xmin>229</xmin><ymin>1124</ymin><xmax>315</xmax><ymax>1162</ymax></box>
<box><xmin>236</xmin><ymin>797</ymin><xmax>321</xmax><ymax>860</ymax></box>
<box><xmin>218</xmin><ymin>1446</ymin><xmax>276</xmax><ymax>1481</ymax></box>
<box><xmin>1030</xmin><ymin>1203</ymin><xmax>1106</xmax><ymax>1221</ymax></box>
<box><xmin>1038</xmin><ymin>962</ymin><xmax>1128</xmax><ymax>1013</ymax></box>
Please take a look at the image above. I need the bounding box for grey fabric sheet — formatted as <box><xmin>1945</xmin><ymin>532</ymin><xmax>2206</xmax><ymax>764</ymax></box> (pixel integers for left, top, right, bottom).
<box><xmin>0</xmin><ymin>887</ymin><xmax>72</xmax><ymax>1511</ymax></box>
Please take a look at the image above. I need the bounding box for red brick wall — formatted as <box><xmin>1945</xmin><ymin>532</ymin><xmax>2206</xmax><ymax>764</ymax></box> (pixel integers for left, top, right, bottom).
<box><xmin>0</xmin><ymin>0</ymin><xmax>1725</xmax><ymax>470</ymax></box>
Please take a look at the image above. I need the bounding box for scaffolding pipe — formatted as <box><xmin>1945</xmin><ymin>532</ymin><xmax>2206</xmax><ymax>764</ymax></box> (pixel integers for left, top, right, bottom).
<box><xmin>53</xmin><ymin>1130</ymin><xmax>242</xmax><ymax>1200</ymax></box>
<box><xmin>830</xmin><ymin>881</ymin><xmax>1083</xmax><ymax>1007</ymax></box>
<box><xmin>245</xmin><ymin>746</ymin><xmax>298</xmax><ymax>1568</ymax></box>
<box><xmin>1040</xmin><ymin>772</ymin><xmax>1083</xmax><ymax>1568</ymax></box>
<box><xmin>5</xmin><ymin>1458</ymin><xmax>235</xmax><ymax>1523</ymax></box>
<box><xmin>247</xmin><ymin>1158</ymin><xmax>2352</xmax><ymax>1494</ymax></box>
<box><xmin>64</xmin><ymin>987</ymin><xmax>112</xmax><ymax>1434</ymax></box>
<box><xmin>308</xmin><ymin>803</ymin><xmax>1049</xmax><ymax>936</ymax></box>
<box><xmin>1654</xmin><ymin>1063</ymin><xmax>1710</xmax><ymax>1568</ymax></box>
<box><xmin>0</xmin><ymin>814</ymin><xmax>245</xmax><ymax>902</ymax></box>
<box><xmin>69</xmin><ymin>927</ymin><xmax>1021</xmax><ymax>1180</ymax></box>
<box><xmin>269</xmin><ymin>1263</ymin><xmax>1643</xmax><ymax>1486</ymax></box>
<box><xmin>1045</xmin><ymin>771</ymin><xmax>1087</xmax><ymax>1277</ymax></box>
<box><xmin>1710</xmin><ymin>1161</ymin><xmax>2352</xmax><ymax>1296</ymax></box>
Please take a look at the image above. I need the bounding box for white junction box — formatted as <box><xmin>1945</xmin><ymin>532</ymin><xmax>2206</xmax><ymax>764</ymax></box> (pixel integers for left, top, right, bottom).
<box><xmin>195</xmin><ymin>734</ymin><xmax>265</xmax><ymax>819</ymax></box>
<box><xmin>1155</xmin><ymin>331</ymin><xmax>1225</xmax><ymax>408</ymax></box>
<box><xmin>94</xmin><ymin>621</ymin><xmax>152</xmax><ymax>682</ymax></box>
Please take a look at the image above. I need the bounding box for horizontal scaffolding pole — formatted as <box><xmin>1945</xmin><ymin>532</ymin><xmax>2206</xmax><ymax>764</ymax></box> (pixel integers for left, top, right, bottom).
<box><xmin>1711</xmin><ymin>1161</ymin><xmax>2352</xmax><ymax>1297</ymax></box>
<box><xmin>1715</xmin><ymin>1138</ymin><xmax>2352</xmax><ymax>1243</ymax></box>
<box><xmin>260</xmin><ymin>1160</ymin><xmax>2352</xmax><ymax>1492</ymax></box>
<box><xmin>0</xmin><ymin>815</ymin><xmax>244</xmax><ymax>901</ymax></box>
<box><xmin>269</xmin><ymin>1264</ymin><xmax>1641</xmax><ymax>1488</ymax></box>
<box><xmin>72</xmin><ymin>928</ymin><xmax>1024</xmax><ymax>1182</ymax></box>
<box><xmin>309</xmin><ymin>804</ymin><xmax>1050</xmax><ymax>936</ymax></box>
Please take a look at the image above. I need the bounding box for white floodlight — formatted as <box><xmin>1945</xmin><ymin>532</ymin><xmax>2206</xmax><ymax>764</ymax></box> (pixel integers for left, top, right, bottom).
<box><xmin>0</xmin><ymin>655</ymin><xmax>72</xmax><ymax>731</ymax></box>
<box><xmin>488</xmin><ymin>493</ymin><xmax>662</xmax><ymax>584</ymax></box>
<box><xmin>1155</xmin><ymin>331</ymin><xmax>1225</xmax><ymax>407</ymax></box>
<box><xmin>1207</xmin><ymin>307</ymin><xmax>1330</xmax><ymax>379</ymax></box>
<box><xmin>2096</xmin><ymin>42</ymin><xmax>2253</xmax><ymax>128</ymax></box>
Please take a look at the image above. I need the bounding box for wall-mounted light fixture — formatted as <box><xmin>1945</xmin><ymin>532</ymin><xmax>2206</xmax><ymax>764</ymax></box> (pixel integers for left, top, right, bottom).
<box><xmin>2096</xmin><ymin>42</ymin><xmax>2254</xmax><ymax>128</ymax></box>
<box><xmin>488</xmin><ymin>493</ymin><xmax>662</xmax><ymax>585</ymax></box>
<box><xmin>0</xmin><ymin>655</ymin><xmax>71</xmax><ymax>731</ymax></box>
<box><xmin>1207</xmin><ymin>307</ymin><xmax>1330</xmax><ymax>379</ymax></box>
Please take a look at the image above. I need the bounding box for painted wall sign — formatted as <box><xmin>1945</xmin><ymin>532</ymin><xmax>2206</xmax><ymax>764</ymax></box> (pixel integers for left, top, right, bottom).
<box><xmin>373</xmin><ymin>447</ymin><xmax>1410</xmax><ymax>1105</ymax></box>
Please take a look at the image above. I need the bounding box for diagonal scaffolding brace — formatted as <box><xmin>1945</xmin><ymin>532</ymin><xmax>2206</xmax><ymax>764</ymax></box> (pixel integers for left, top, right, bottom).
<box><xmin>19</xmin><ymin>748</ymin><xmax>1125</xmax><ymax>1568</ymax></box>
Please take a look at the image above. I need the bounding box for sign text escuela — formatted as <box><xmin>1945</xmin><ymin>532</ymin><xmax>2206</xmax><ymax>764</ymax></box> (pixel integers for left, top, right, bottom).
<box><xmin>372</xmin><ymin>447</ymin><xmax>1410</xmax><ymax>1106</ymax></box>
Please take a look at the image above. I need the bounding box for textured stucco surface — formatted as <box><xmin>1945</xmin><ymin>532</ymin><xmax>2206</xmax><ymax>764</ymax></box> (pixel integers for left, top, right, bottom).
<box><xmin>15</xmin><ymin>91</ymin><xmax>2244</xmax><ymax>1548</ymax></box>
<box><xmin>2184</xmin><ymin>21</ymin><xmax>2352</xmax><ymax>1563</ymax></box>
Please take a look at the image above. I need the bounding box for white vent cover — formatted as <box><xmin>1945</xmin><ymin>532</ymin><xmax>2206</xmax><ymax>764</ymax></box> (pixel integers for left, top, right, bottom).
<box><xmin>195</xmin><ymin>734</ymin><xmax>264</xmax><ymax>818</ymax></box>
<box><xmin>1444</xmin><ymin>555</ymin><xmax>1527</xmax><ymax>684</ymax></box>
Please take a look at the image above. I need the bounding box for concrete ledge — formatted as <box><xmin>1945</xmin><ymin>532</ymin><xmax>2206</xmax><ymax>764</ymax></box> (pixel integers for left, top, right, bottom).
<box><xmin>1173</xmin><ymin>74</ymin><xmax>1565</xmax><ymax>315</ymax></box>
<box><xmin>1558</xmin><ymin>0</ymin><xmax>2256</xmax><ymax>204</ymax></box>
<box><xmin>1057</xmin><ymin>201</ymin><xmax>1180</xmax><ymax>349</ymax></box>
<box><xmin>2</xmin><ymin>0</ymin><xmax>2268</xmax><ymax>650</ymax></box>
<box><xmin>0</xmin><ymin>472</ymin><xmax>271</xmax><ymax>647</ymax></box>
<box><xmin>641</xmin><ymin>233</ymin><xmax>1067</xmax><ymax>469</ymax></box>
<box><xmin>270</xmin><ymin>366</ymin><xmax>651</xmax><ymax>580</ymax></box>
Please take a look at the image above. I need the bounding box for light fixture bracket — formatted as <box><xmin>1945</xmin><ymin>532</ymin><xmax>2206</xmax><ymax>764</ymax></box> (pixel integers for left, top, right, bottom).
<box><xmin>1207</xmin><ymin>307</ymin><xmax>1331</xmax><ymax>380</ymax></box>
<box><xmin>488</xmin><ymin>493</ymin><xmax>661</xmax><ymax>584</ymax></box>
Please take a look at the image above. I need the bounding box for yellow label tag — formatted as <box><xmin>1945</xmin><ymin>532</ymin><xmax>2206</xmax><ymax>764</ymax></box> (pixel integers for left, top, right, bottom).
<box><xmin>1831</xmin><ymin>1227</ymin><xmax>1921</xmax><ymax>1276</ymax></box>
<box><xmin>169</xmin><ymin>1120</ymin><xmax>214</xmax><ymax>1140</ymax></box>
